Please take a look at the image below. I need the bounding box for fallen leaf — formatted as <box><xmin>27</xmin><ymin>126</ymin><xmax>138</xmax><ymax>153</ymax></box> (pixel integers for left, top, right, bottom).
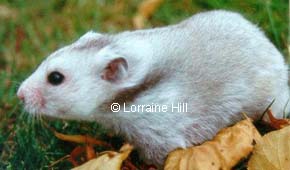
<box><xmin>133</xmin><ymin>0</ymin><xmax>164</xmax><ymax>29</ymax></box>
<box><xmin>248</xmin><ymin>126</ymin><xmax>290</xmax><ymax>170</ymax></box>
<box><xmin>86</xmin><ymin>144</ymin><xmax>96</xmax><ymax>160</ymax></box>
<box><xmin>266</xmin><ymin>109</ymin><xmax>290</xmax><ymax>129</ymax></box>
<box><xmin>72</xmin><ymin>144</ymin><xmax>133</xmax><ymax>170</ymax></box>
<box><xmin>165</xmin><ymin>118</ymin><xmax>262</xmax><ymax>170</ymax></box>
<box><xmin>53</xmin><ymin>131</ymin><xmax>111</xmax><ymax>166</ymax></box>
<box><xmin>54</xmin><ymin>131</ymin><xmax>110</xmax><ymax>147</ymax></box>
<box><xmin>69</xmin><ymin>146</ymin><xmax>86</xmax><ymax>166</ymax></box>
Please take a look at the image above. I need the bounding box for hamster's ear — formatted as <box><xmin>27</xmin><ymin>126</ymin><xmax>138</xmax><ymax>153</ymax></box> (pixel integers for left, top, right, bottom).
<box><xmin>78</xmin><ymin>31</ymin><xmax>103</xmax><ymax>41</ymax></box>
<box><xmin>101</xmin><ymin>58</ymin><xmax>128</xmax><ymax>82</ymax></box>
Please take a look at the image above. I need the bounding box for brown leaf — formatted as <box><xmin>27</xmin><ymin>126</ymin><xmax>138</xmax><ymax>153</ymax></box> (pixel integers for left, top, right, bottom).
<box><xmin>267</xmin><ymin>109</ymin><xmax>290</xmax><ymax>129</ymax></box>
<box><xmin>54</xmin><ymin>131</ymin><xmax>110</xmax><ymax>147</ymax></box>
<box><xmin>248</xmin><ymin>126</ymin><xmax>290</xmax><ymax>170</ymax></box>
<box><xmin>72</xmin><ymin>144</ymin><xmax>133</xmax><ymax>170</ymax></box>
<box><xmin>165</xmin><ymin>118</ymin><xmax>262</xmax><ymax>170</ymax></box>
<box><xmin>86</xmin><ymin>144</ymin><xmax>96</xmax><ymax>160</ymax></box>
<box><xmin>69</xmin><ymin>146</ymin><xmax>86</xmax><ymax>166</ymax></box>
<box><xmin>53</xmin><ymin>131</ymin><xmax>111</xmax><ymax>166</ymax></box>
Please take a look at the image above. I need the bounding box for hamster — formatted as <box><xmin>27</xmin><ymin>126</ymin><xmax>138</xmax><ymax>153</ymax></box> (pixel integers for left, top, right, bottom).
<box><xmin>17</xmin><ymin>10</ymin><xmax>289</xmax><ymax>167</ymax></box>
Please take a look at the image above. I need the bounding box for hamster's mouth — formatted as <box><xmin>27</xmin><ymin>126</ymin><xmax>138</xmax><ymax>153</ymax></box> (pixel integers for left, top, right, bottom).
<box><xmin>19</xmin><ymin>90</ymin><xmax>47</xmax><ymax>116</ymax></box>
<box><xmin>23</xmin><ymin>104</ymin><xmax>43</xmax><ymax>116</ymax></box>
<box><xmin>21</xmin><ymin>99</ymin><xmax>45</xmax><ymax>116</ymax></box>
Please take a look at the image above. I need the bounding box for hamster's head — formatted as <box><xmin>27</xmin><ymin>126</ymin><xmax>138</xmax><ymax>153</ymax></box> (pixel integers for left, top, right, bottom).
<box><xmin>17</xmin><ymin>32</ymin><xmax>129</xmax><ymax>120</ymax></box>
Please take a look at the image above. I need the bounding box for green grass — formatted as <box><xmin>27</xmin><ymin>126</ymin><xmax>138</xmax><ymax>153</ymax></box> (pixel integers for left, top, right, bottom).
<box><xmin>0</xmin><ymin>0</ymin><xmax>288</xmax><ymax>169</ymax></box>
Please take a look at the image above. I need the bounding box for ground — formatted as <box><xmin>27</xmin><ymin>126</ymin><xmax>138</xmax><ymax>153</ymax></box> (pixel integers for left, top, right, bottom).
<box><xmin>0</xmin><ymin>0</ymin><xmax>288</xmax><ymax>169</ymax></box>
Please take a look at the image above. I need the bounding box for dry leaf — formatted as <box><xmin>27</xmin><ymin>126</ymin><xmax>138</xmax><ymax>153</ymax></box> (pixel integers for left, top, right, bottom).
<box><xmin>69</xmin><ymin>146</ymin><xmax>87</xmax><ymax>166</ymax></box>
<box><xmin>165</xmin><ymin>118</ymin><xmax>262</xmax><ymax>170</ymax></box>
<box><xmin>51</xmin><ymin>130</ymin><xmax>137</xmax><ymax>169</ymax></box>
<box><xmin>53</xmin><ymin>131</ymin><xmax>111</xmax><ymax>166</ymax></box>
<box><xmin>266</xmin><ymin>109</ymin><xmax>290</xmax><ymax>129</ymax></box>
<box><xmin>86</xmin><ymin>144</ymin><xmax>96</xmax><ymax>160</ymax></box>
<box><xmin>133</xmin><ymin>0</ymin><xmax>164</xmax><ymax>29</ymax></box>
<box><xmin>72</xmin><ymin>144</ymin><xmax>133</xmax><ymax>170</ymax></box>
<box><xmin>248</xmin><ymin>126</ymin><xmax>290</xmax><ymax>170</ymax></box>
<box><xmin>54</xmin><ymin>131</ymin><xmax>110</xmax><ymax>147</ymax></box>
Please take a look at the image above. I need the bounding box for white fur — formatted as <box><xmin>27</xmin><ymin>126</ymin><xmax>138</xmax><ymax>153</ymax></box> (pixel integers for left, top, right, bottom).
<box><xmin>18</xmin><ymin>10</ymin><xmax>289</xmax><ymax>167</ymax></box>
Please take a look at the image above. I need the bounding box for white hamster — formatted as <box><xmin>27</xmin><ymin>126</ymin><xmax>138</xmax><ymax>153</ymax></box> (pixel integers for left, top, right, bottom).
<box><xmin>17</xmin><ymin>10</ymin><xmax>289</xmax><ymax>167</ymax></box>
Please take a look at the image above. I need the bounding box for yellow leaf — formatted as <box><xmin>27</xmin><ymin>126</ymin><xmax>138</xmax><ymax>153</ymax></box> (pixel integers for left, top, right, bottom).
<box><xmin>133</xmin><ymin>0</ymin><xmax>164</xmax><ymax>29</ymax></box>
<box><xmin>248</xmin><ymin>126</ymin><xmax>290</xmax><ymax>170</ymax></box>
<box><xmin>54</xmin><ymin>131</ymin><xmax>110</xmax><ymax>147</ymax></box>
<box><xmin>72</xmin><ymin>144</ymin><xmax>133</xmax><ymax>170</ymax></box>
<box><xmin>165</xmin><ymin>118</ymin><xmax>262</xmax><ymax>170</ymax></box>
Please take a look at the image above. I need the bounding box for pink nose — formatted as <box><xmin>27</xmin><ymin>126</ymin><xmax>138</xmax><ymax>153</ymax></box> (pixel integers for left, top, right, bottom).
<box><xmin>17</xmin><ymin>89</ymin><xmax>25</xmax><ymax>102</ymax></box>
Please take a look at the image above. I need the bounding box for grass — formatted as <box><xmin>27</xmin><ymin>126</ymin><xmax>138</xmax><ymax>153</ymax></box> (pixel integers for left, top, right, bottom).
<box><xmin>0</xmin><ymin>0</ymin><xmax>288</xmax><ymax>169</ymax></box>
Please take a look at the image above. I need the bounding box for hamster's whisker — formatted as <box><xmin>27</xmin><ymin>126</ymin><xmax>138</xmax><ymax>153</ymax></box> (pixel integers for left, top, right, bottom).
<box><xmin>283</xmin><ymin>98</ymin><xmax>290</xmax><ymax>118</ymax></box>
<box><xmin>37</xmin><ymin>113</ymin><xmax>44</xmax><ymax>125</ymax></box>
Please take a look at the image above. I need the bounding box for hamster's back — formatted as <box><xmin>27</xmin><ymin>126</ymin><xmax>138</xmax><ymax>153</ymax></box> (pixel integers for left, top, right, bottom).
<box><xmin>181</xmin><ymin>10</ymin><xmax>289</xmax><ymax>117</ymax></box>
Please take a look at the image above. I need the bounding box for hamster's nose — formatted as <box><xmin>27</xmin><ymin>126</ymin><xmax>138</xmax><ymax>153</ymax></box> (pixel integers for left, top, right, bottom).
<box><xmin>17</xmin><ymin>89</ymin><xmax>25</xmax><ymax>102</ymax></box>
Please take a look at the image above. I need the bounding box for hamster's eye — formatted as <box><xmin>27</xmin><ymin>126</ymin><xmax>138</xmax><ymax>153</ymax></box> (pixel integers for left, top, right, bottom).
<box><xmin>47</xmin><ymin>71</ymin><xmax>65</xmax><ymax>85</ymax></box>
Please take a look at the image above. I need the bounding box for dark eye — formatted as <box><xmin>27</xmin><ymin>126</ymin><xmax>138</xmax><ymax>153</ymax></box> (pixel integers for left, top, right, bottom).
<box><xmin>47</xmin><ymin>71</ymin><xmax>65</xmax><ymax>85</ymax></box>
